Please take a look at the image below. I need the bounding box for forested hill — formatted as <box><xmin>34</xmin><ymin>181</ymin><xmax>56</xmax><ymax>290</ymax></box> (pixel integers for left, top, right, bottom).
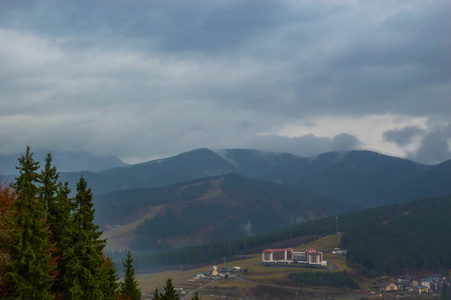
<box><xmin>341</xmin><ymin>194</ymin><xmax>451</xmax><ymax>276</ymax></box>
<box><xmin>95</xmin><ymin>174</ymin><xmax>359</xmax><ymax>251</ymax></box>
<box><xmin>131</xmin><ymin>195</ymin><xmax>451</xmax><ymax>275</ymax></box>
<box><xmin>60</xmin><ymin>148</ymin><xmax>451</xmax><ymax>207</ymax></box>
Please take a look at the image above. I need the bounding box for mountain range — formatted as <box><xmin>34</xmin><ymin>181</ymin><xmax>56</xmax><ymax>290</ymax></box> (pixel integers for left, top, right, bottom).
<box><xmin>56</xmin><ymin>148</ymin><xmax>451</xmax><ymax>207</ymax></box>
<box><xmin>3</xmin><ymin>147</ymin><xmax>451</xmax><ymax>256</ymax></box>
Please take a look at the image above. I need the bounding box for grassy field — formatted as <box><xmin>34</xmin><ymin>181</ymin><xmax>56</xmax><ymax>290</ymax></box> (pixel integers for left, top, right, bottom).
<box><xmin>136</xmin><ymin>234</ymin><xmax>349</xmax><ymax>299</ymax></box>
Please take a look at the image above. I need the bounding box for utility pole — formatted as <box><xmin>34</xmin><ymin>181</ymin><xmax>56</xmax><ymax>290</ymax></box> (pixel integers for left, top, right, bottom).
<box><xmin>336</xmin><ymin>216</ymin><xmax>339</xmax><ymax>234</ymax></box>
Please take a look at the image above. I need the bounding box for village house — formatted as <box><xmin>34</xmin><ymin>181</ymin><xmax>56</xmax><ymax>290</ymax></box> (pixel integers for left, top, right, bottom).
<box><xmin>380</xmin><ymin>281</ymin><xmax>398</xmax><ymax>292</ymax></box>
<box><xmin>414</xmin><ymin>285</ymin><xmax>429</xmax><ymax>294</ymax></box>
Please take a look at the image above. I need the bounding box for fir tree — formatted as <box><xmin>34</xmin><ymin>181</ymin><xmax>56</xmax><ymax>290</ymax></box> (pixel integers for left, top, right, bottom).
<box><xmin>65</xmin><ymin>176</ymin><xmax>107</xmax><ymax>299</ymax></box>
<box><xmin>160</xmin><ymin>278</ymin><xmax>179</xmax><ymax>300</ymax></box>
<box><xmin>191</xmin><ymin>291</ymin><xmax>201</xmax><ymax>300</ymax></box>
<box><xmin>7</xmin><ymin>146</ymin><xmax>55</xmax><ymax>299</ymax></box>
<box><xmin>121</xmin><ymin>250</ymin><xmax>142</xmax><ymax>300</ymax></box>
<box><xmin>101</xmin><ymin>256</ymin><xmax>120</xmax><ymax>299</ymax></box>
<box><xmin>39</xmin><ymin>153</ymin><xmax>71</xmax><ymax>299</ymax></box>
<box><xmin>153</xmin><ymin>287</ymin><xmax>161</xmax><ymax>300</ymax></box>
<box><xmin>39</xmin><ymin>152</ymin><xmax>59</xmax><ymax>214</ymax></box>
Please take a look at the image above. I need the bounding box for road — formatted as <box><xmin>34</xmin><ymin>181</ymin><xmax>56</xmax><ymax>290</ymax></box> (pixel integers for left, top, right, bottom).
<box><xmin>179</xmin><ymin>259</ymin><xmax>345</xmax><ymax>299</ymax></box>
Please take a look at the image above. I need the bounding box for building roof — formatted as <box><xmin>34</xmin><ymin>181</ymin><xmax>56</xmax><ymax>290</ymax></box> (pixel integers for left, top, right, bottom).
<box><xmin>306</xmin><ymin>249</ymin><xmax>321</xmax><ymax>254</ymax></box>
<box><xmin>380</xmin><ymin>281</ymin><xmax>394</xmax><ymax>288</ymax></box>
<box><xmin>262</xmin><ymin>248</ymin><xmax>293</xmax><ymax>253</ymax></box>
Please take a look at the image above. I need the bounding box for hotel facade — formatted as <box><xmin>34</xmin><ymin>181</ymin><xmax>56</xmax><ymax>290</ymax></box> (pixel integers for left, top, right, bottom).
<box><xmin>262</xmin><ymin>248</ymin><xmax>327</xmax><ymax>267</ymax></box>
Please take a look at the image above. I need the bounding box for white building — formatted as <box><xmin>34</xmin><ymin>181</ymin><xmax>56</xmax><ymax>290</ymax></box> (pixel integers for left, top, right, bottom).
<box><xmin>262</xmin><ymin>248</ymin><xmax>327</xmax><ymax>267</ymax></box>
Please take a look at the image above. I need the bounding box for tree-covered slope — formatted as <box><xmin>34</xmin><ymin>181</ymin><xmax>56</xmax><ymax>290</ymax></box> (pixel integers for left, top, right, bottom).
<box><xmin>95</xmin><ymin>174</ymin><xmax>359</xmax><ymax>251</ymax></box>
<box><xmin>341</xmin><ymin>195</ymin><xmax>451</xmax><ymax>276</ymax></box>
<box><xmin>130</xmin><ymin>195</ymin><xmax>451</xmax><ymax>275</ymax></box>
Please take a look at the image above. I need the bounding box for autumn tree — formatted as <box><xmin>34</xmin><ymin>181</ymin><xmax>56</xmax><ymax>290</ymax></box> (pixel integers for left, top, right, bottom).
<box><xmin>101</xmin><ymin>256</ymin><xmax>120</xmax><ymax>299</ymax></box>
<box><xmin>0</xmin><ymin>177</ymin><xmax>16</xmax><ymax>297</ymax></box>
<box><xmin>6</xmin><ymin>146</ymin><xmax>55</xmax><ymax>299</ymax></box>
<box><xmin>120</xmin><ymin>250</ymin><xmax>141</xmax><ymax>300</ymax></box>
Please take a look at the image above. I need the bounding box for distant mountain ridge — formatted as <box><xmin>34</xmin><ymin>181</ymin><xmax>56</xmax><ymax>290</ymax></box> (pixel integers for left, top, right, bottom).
<box><xmin>0</xmin><ymin>151</ymin><xmax>128</xmax><ymax>175</ymax></box>
<box><xmin>60</xmin><ymin>148</ymin><xmax>451</xmax><ymax>207</ymax></box>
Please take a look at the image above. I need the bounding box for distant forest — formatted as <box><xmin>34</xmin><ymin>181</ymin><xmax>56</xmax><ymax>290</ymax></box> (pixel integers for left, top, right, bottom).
<box><xmin>130</xmin><ymin>195</ymin><xmax>451</xmax><ymax>276</ymax></box>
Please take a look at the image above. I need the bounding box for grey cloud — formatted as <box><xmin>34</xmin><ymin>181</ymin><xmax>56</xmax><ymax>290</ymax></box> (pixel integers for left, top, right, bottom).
<box><xmin>0</xmin><ymin>1</ymin><xmax>450</xmax><ymax>163</ymax></box>
<box><xmin>332</xmin><ymin>133</ymin><xmax>361</xmax><ymax>151</ymax></box>
<box><xmin>2</xmin><ymin>1</ymin><xmax>450</xmax><ymax>118</ymax></box>
<box><xmin>250</xmin><ymin>133</ymin><xmax>362</xmax><ymax>157</ymax></box>
<box><xmin>407</xmin><ymin>127</ymin><xmax>451</xmax><ymax>164</ymax></box>
<box><xmin>0</xmin><ymin>1</ymin><xmax>286</xmax><ymax>54</ymax></box>
<box><xmin>383</xmin><ymin>126</ymin><xmax>424</xmax><ymax>146</ymax></box>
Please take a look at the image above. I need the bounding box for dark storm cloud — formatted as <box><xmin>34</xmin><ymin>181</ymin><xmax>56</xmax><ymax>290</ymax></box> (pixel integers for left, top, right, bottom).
<box><xmin>0</xmin><ymin>1</ymin><xmax>450</xmax><ymax>164</ymax></box>
<box><xmin>0</xmin><ymin>1</ymin><xmax>286</xmax><ymax>53</ymax></box>
<box><xmin>383</xmin><ymin>126</ymin><xmax>424</xmax><ymax>146</ymax></box>
<box><xmin>298</xmin><ymin>3</ymin><xmax>451</xmax><ymax>117</ymax></box>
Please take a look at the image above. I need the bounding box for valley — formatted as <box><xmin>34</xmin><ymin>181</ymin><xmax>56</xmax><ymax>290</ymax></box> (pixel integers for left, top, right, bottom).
<box><xmin>136</xmin><ymin>235</ymin><xmax>447</xmax><ymax>300</ymax></box>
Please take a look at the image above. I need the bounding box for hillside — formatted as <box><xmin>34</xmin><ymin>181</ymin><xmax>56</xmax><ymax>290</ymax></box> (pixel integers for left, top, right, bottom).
<box><xmin>130</xmin><ymin>194</ymin><xmax>451</xmax><ymax>276</ymax></box>
<box><xmin>95</xmin><ymin>174</ymin><xmax>359</xmax><ymax>252</ymax></box>
<box><xmin>219</xmin><ymin>149</ymin><xmax>433</xmax><ymax>206</ymax></box>
<box><xmin>59</xmin><ymin>148</ymin><xmax>451</xmax><ymax>207</ymax></box>
<box><xmin>61</xmin><ymin>148</ymin><xmax>238</xmax><ymax>195</ymax></box>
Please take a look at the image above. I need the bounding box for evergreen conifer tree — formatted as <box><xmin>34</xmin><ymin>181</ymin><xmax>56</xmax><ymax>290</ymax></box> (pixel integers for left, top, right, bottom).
<box><xmin>153</xmin><ymin>287</ymin><xmax>161</xmax><ymax>300</ymax></box>
<box><xmin>7</xmin><ymin>146</ymin><xmax>55</xmax><ymax>299</ymax></box>
<box><xmin>101</xmin><ymin>256</ymin><xmax>120</xmax><ymax>299</ymax></box>
<box><xmin>39</xmin><ymin>153</ymin><xmax>72</xmax><ymax>299</ymax></box>
<box><xmin>120</xmin><ymin>250</ymin><xmax>142</xmax><ymax>300</ymax></box>
<box><xmin>64</xmin><ymin>176</ymin><xmax>107</xmax><ymax>299</ymax></box>
<box><xmin>39</xmin><ymin>152</ymin><xmax>59</xmax><ymax>214</ymax></box>
<box><xmin>160</xmin><ymin>278</ymin><xmax>179</xmax><ymax>300</ymax></box>
<box><xmin>191</xmin><ymin>291</ymin><xmax>200</xmax><ymax>300</ymax></box>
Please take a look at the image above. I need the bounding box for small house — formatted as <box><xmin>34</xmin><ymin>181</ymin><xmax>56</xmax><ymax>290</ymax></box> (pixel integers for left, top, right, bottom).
<box><xmin>380</xmin><ymin>281</ymin><xmax>398</xmax><ymax>292</ymax></box>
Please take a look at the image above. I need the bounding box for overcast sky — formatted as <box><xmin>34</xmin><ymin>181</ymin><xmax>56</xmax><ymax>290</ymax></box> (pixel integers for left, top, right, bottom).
<box><xmin>1</xmin><ymin>0</ymin><xmax>450</xmax><ymax>165</ymax></box>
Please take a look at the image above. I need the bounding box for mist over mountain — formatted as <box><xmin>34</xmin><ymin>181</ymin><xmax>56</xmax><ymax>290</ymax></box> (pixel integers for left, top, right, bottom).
<box><xmin>0</xmin><ymin>151</ymin><xmax>128</xmax><ymax>175</ymax></box>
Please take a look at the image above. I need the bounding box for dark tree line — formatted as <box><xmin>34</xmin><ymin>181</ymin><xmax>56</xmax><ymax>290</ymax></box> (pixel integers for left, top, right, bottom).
<box><xmin>341</xmin><ymin>196</ymin><xmax>451</xmax><ymax>276</ymax></box>
<box><xmin>129</xmin><ymin>194</ymin><xmax>451</xmax><ymax>277</ymax></box>
<box><xmin>0</xmin><ymin>146</ymin><xmax>141</xmax><ymax>299</ymax></box>
<box><xmin>288</xmin><ymin>271</ymin><xmax>360</xmax><ymax>289</ymax></box>
<box><xmin>153</xmin><ymin>278</ymin><xmax>201</xmax><ymax>300</ymax></box>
